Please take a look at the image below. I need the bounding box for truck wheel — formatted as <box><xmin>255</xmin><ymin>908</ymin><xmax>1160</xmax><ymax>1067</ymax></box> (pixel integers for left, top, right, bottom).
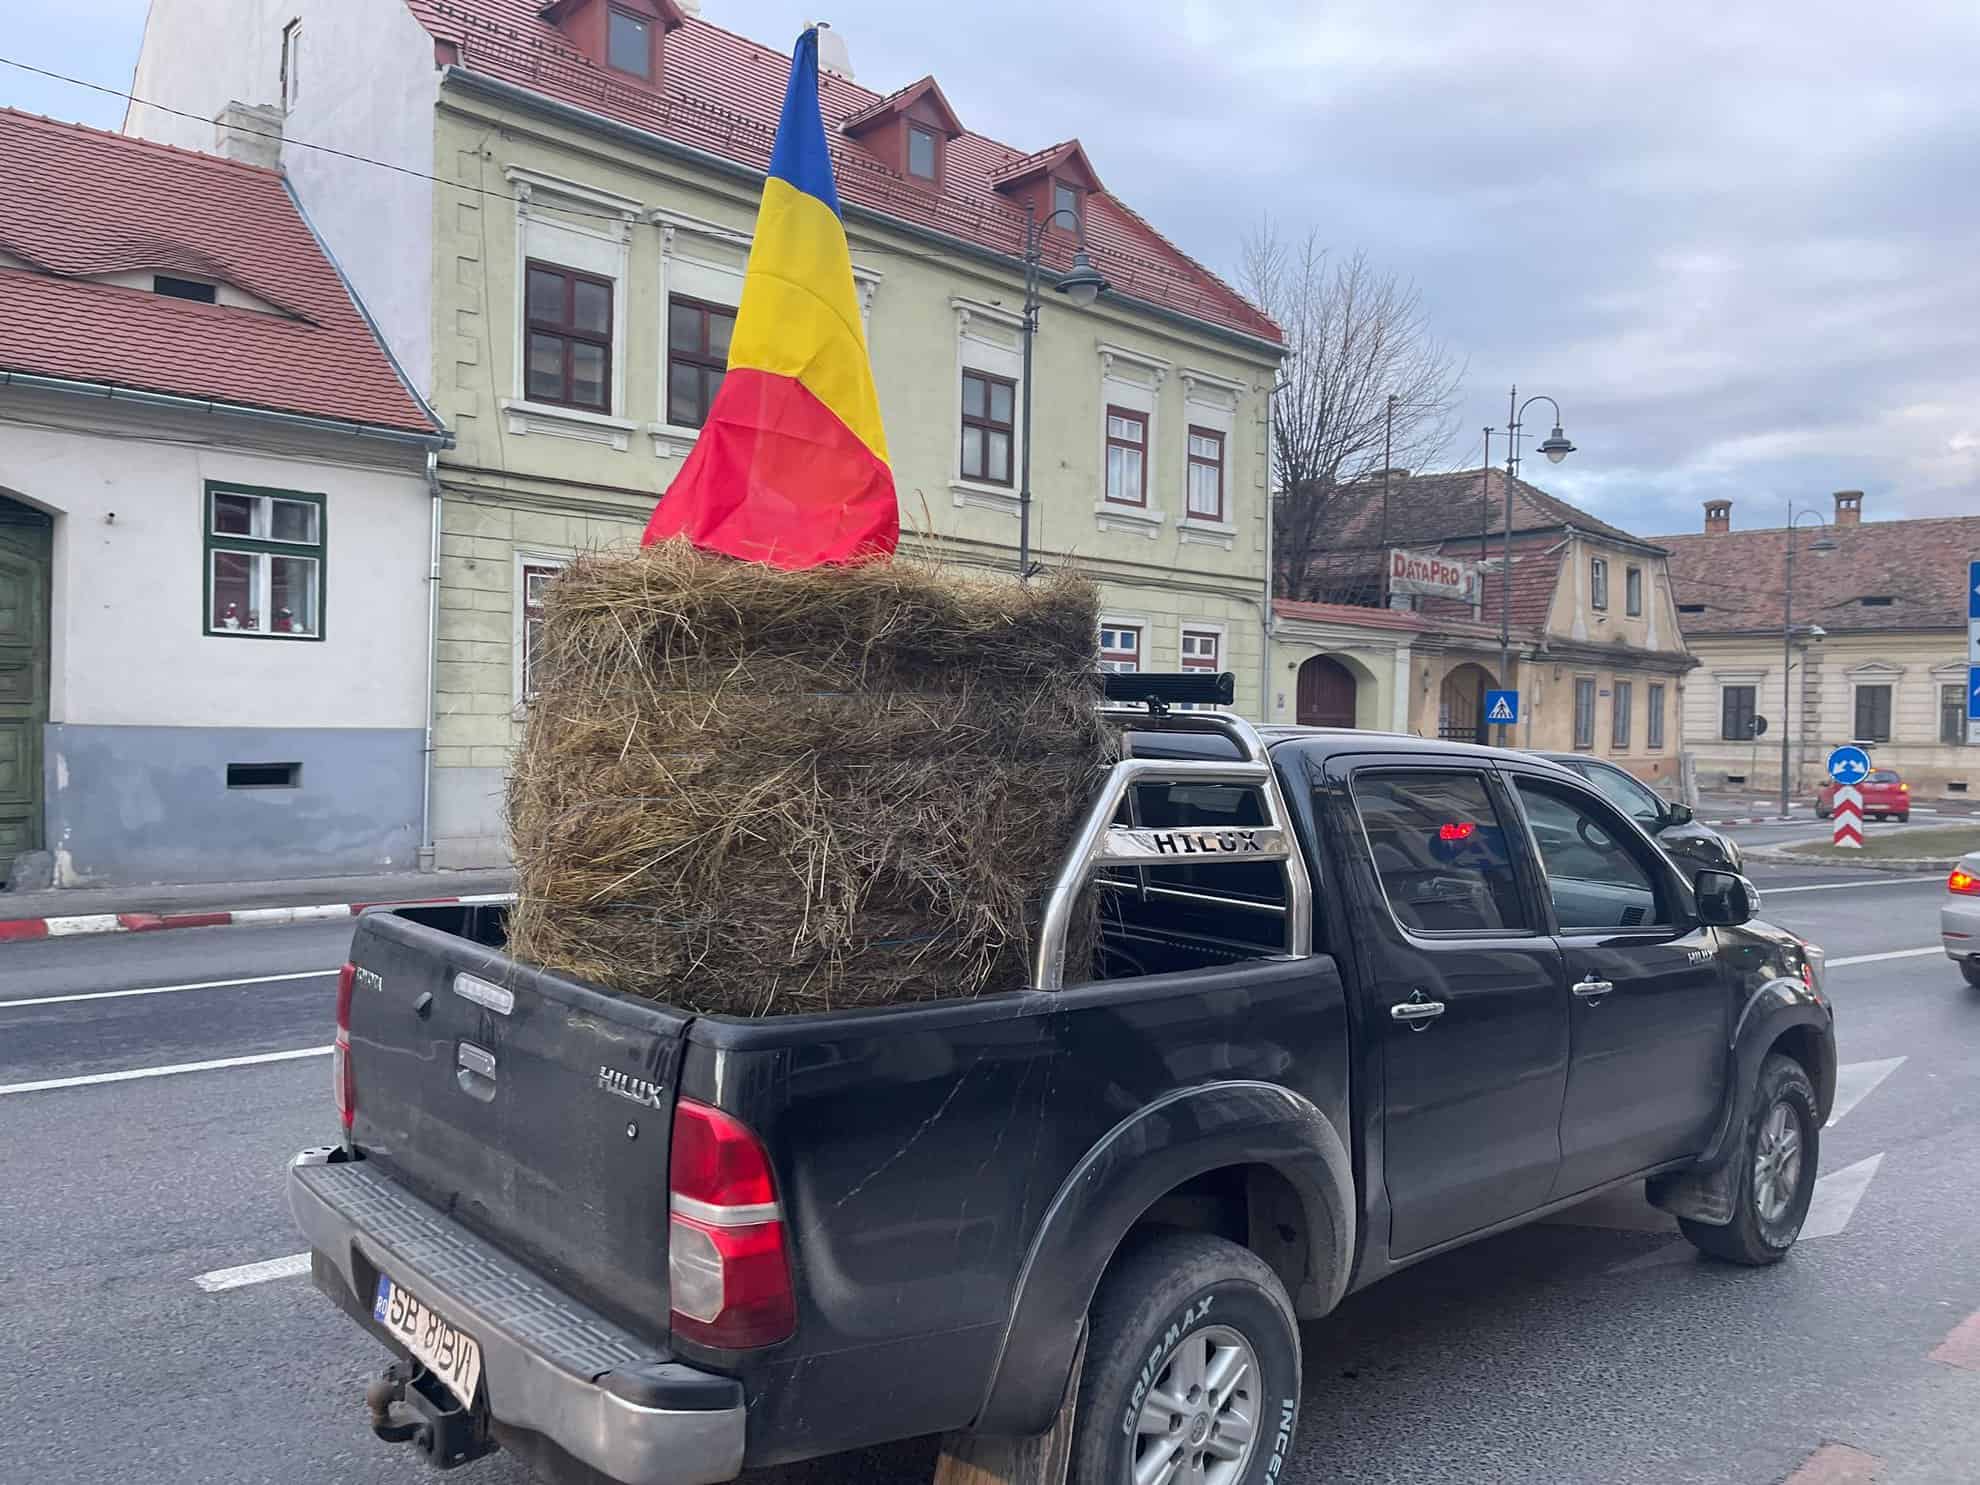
<box><xmin>1961</xmin><ymin>958</ymin><xmax>1980</xmax><ymax>989</ymax></box>
<box><xmin>1071</xmin><ymin>1231</ymin><xmax>1300</xmax><ymax>1485</ymax></box>
<box><xmin>1678</xmin><ymin>1053</ymin><xmax>1819</xmax><ymax>1266</ymax></box>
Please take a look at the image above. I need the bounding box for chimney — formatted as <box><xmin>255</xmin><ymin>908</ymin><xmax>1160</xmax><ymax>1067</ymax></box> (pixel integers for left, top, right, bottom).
<box><xmin>212</xmin><ymin>101</ymin><xmax>284</xmax><ymax>169</ymax></box>
<box><xmin>1703</xmin><ymin>499</ymin><xmax>1731</xmax><ymax>535</ymax></box>
<box><xmin>1833</xmin><ymin>490</ymin><xmax>1864</xmax><ymax>527</ymax></box>
<box><xmin>812</xmin><ymin>21</ymin><xmax>855</xmax><ymax>80</ymax></box>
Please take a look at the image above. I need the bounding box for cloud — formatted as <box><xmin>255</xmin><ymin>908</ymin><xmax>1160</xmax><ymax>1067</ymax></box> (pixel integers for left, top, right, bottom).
<box><xmin>6</xmin><ymin>0</ymin><xmax>1972</xmax><ymax>532</ymax></box>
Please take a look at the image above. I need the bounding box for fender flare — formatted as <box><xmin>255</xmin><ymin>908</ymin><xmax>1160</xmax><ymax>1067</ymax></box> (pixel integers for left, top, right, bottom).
<box><xmin>972</xmin><ymin>1080</ymin><xmax>1354</xmax><ymax>1437</ymax></box>
<box><xmin>1702</xmin><ymin>977</ymin><xmax>1836</xmax><ymax>1170</ymax></box>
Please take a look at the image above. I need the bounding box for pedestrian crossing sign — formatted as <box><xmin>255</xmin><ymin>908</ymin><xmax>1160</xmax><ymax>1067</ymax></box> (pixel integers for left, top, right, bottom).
<box><xmin>1484</xmin><ymin>689</ymin><xmax>1519</xmax><ymax>725</ymax></box>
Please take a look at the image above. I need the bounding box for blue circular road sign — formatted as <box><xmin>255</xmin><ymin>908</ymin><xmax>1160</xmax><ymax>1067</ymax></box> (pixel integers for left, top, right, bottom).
<box><xmin>1825</xmin><ymin>744</ymin><xmax>1872</xmax><ymax>784</ymax></box>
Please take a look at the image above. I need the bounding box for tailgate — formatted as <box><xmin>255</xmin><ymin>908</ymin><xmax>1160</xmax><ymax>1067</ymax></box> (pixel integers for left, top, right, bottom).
<box><xmin>345</xmin><ymin>909</ymin><xmax>691</xmax><ymax>1337</ymax></box>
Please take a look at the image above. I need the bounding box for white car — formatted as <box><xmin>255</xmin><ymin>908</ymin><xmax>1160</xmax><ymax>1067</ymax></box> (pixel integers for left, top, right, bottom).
<box><xmin>1944</xmin><ymin>851</ymin><xmax>1980</xmax><ymax>987</ymax></box>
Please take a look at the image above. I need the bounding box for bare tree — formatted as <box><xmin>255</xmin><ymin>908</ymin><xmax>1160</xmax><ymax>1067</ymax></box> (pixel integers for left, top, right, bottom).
<box><xmin>1240</xmin><ymin>219</ymin><xmax>1464</xmax><ymax>601</ymax></box>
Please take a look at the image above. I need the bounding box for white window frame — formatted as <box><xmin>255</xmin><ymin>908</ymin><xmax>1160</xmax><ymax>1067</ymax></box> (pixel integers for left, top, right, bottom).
<box><xmin>950</xmin><ymin>297</ymin><xmax>1026</xmax><ymax>515</ymax></box>
<box><xmin>502</xmin><ymin>168</ymin><xmax>639</xmax><ymax>450</ymax></box>
<box><xmin>1095</xmin><ymin>344</ymin><xmax>1169</xmax><ymax>539</ymax></box>
<box><xmin>1590</xmin><ymin>556</ymin><xmax>1609</xmax><ymax>611</ymax></box>
<box><xmin>1098</xmin><ymin>614</ymin><xmax>1148</xmax><ymax>674</ymax></box>
<box><xmin>1178</xmin><ymin>368</ymin><xmax>1242</xmax><ymax>549</ymax></box>
<box><xmin>514</xmin><ymin>551</ymin><xmax>572</xmax><ymax>706</ymax></box>
<box><xmin>280</xmin><ymin>18</ymin><xmax>302</xmax><ymax>108</ymax></box>
<box><xmin>1178</xmin><ymin>622</ymin><xmax>1227</xmax><ymax>710</ymax></box>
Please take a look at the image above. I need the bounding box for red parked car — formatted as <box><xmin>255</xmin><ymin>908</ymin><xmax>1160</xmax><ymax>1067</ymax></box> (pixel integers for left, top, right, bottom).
<box><xmin>1817</xmin><ymin>767</ymin><xmax>1911</xmax><ymax>821</ymax></box>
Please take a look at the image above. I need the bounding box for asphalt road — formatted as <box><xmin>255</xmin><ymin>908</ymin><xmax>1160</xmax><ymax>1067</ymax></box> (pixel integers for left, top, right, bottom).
<box><xmin>2</xmin><ymin>871</ymin><xmax>1975</xmax><ymax>1485</ymax></box>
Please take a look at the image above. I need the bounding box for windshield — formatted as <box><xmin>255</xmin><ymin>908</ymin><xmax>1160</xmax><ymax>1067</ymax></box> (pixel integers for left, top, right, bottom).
<box><xmin>1866</xmin><ymin>770</ymin><xmax>1901</xmax><ymax>784</ymax></box>
<box><xmin>1582</xmin><ymin>763</ymin><xmax>1666</xmax><ymax>826</ymax></box>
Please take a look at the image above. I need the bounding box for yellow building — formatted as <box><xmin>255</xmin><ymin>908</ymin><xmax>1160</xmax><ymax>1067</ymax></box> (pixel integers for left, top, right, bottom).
<box><xmin>1657</xmin><ymin>493</ymin><xmax>1980</xmax><ymax>800</ymax></box>
<box><xmin>1270</xmin><ymin>470</ymin><xmax>1695</xmax><ymax>787</ymax></box>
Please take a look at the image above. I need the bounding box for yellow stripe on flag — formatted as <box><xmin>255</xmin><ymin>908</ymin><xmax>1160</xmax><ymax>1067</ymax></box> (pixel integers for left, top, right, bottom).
<box><xmin>726</xmin><ymin>177</ymin><xmax>889</xmax><ymax>464</ymax></box>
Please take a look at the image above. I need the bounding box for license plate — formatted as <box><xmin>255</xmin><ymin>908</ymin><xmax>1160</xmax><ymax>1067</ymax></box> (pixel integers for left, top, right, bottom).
<box><xmin>373</xmin><ymin>1274</ymin><xmax>483</xmax><ymax>1409</ymax></box>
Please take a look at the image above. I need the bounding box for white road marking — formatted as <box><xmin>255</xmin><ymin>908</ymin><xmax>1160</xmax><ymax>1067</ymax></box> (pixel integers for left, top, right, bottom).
<box><xmin>42</xmin><ymin>914</ymin><xmax>122</xmax><ymax>937</ymax></box>
<box><xmin>1801</xmin><ymin>1153</ymin><xmax>1885</xmax><ymax>1240</ymax></box>
<box><xmin>1826</xmin><ymin>946</ymin><xmax>1943</xmax><ymax>967</ymax></box>
<box><xmin>193</xmin><ymin>1253</ymin><xmax>312</xmax><ymax>1292</ymax></box>
<box><xmin>0</xmin><ymin>969</ymin><xmax>337</xmax><ymax>1010</ymax></box>
<box><xmin>1827</xmin><ymin>1057</ymin><xmax>1905</xmax><ymax>1127</ymax></box>
<box><xmin>1764</xmin><ymin>877</ymin><xmax>1946</xmax><ymax>894</ymax></box>
<box><xmin>0</xmin><ymin>1045</ymin><xmax>331</xmax><ymax>1097</ymax></box>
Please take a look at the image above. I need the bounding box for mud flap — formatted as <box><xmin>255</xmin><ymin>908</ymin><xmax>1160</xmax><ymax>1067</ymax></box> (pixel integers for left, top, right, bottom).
<box><xmin>1647</xmin><ymin>1163</ymin><xmax>1735</xmax><ymax>1226</ymax></box>
<box><xmin>933</xmin><ymin>1333</ymin><xmax>1087</xmax><ymax>1485</ymax></box>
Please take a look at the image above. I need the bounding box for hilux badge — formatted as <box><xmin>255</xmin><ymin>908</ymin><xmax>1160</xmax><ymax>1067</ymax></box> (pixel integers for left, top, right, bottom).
<box><xmin>597</xmin><ymin>1066</ymin><xmax>665</xmax><ymax>1109</ymax></box>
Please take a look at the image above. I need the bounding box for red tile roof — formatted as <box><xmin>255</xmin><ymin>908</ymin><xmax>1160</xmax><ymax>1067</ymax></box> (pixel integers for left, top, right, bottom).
<box><xmin>0</xmin><ymin>110</ymin><xmax>438</xmax><ymax>437</ymax></box>
<box><xmin>404</xmin><ymin>2</ymin><xmax>1281</xmax><ymax>345</ymax></box>
<box><xmin>1655</xmin><ymin>515</ymin><xmax>1980</xmax><ymax>635</ymax></box>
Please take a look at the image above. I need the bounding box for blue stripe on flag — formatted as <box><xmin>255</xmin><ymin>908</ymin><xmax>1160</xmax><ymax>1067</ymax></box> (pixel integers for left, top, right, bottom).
<box><xmin>766</xmin><ymin>29</ymin><xmax>842</xmax><ymax>217</ymax></box>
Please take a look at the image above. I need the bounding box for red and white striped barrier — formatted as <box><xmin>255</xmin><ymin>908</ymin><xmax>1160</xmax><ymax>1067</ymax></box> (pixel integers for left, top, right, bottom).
<box><xmin>1831</xmin><ymin>785</ymin><xmax>1864</xmax><ymax>849</ymax></box>
<box><xmin>0</xmin><ymin>892</ymin><xmax>516</xmax><ymax>945</ymax></box>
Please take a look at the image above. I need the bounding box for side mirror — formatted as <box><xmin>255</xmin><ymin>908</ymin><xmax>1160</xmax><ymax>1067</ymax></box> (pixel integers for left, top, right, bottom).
<box><xmin>1695</xmin><ymin>869</ymin><xmax>1759</xmax><ymax>927</ymax></box>
<box><xmin>1665</xmin><ymin>801</ymin><xmax>1694</xmax><ymax>826</ymax></box>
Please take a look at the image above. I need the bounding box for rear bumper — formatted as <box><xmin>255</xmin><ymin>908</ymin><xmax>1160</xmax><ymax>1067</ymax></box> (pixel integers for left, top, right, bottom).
<box><xmin>1944</xmin><ymin>900</ymin><xmax>1980</xmax><ymax>959</ymax></box>
<box><xmin>288</xmin><ymin>1149</ymin><xmax>745</xmax><ymax>1485</ymax></box>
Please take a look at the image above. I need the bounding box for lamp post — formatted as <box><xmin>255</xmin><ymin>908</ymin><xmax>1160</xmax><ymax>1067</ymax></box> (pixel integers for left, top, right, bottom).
<box><xmin>1779</xmin><ymin>503</ymin><xmax>1839</xmax><ymax>817</ymax></box>
<box><xmin>1016</xmin><ymin>203</ymin><xmax>1109</xmax><ymax>578</ymax></box>
<box><xmin>1496</xmin><ymin>386</ymin><xmax>1576</xmax><ymax>738</ymax></box>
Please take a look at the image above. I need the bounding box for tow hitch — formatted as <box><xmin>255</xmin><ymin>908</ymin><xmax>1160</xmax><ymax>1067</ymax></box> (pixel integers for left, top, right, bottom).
<box><xmin>366</xmin><ymin>1360</ymin><xmax>495</xmax><ymax>1470</ymax></box>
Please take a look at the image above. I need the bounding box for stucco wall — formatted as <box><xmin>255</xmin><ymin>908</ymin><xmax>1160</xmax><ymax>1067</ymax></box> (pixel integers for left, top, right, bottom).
<box><xmin>44</xmin><ymin>722</ymin><xmax>422</xmax><ymax>885</ymax></box>
<box><xmin>0</xmin><ymin>409</ymin><xmax>431</xmax><ymax>731</ymax></box>
<box><xmin>125</xmin><ymin>0</ymin><xmax>439</xmax><ymax>398</ymax></box>
<box><xmin>1683</xmin><ymin>631</ymin><xmax>1976</xmax><ymax>796</ymax></box>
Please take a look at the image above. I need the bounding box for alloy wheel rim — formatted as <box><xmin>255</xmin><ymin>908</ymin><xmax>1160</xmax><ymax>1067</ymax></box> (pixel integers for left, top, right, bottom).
<box><xmin>1752</xmin><ymin>1098</ymin><xmax>1804</xmax><ymax>1226</ymax></box>
<box><xmin>1130</xmin><ymin>1322</ymin><xmax>1261</xmax><ymax>1485</ymax></box>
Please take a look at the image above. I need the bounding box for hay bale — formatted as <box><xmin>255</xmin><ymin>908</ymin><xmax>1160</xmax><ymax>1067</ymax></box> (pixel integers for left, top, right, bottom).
<box><xmin>506</xmin><ymin>540</ymin><xmax>1115</xmax><ymax>1016</ymax></box>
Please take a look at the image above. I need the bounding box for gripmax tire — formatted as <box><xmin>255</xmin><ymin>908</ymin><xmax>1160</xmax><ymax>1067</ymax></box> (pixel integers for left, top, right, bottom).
<box><xmin>1679</xmin><ymin>1053</ymin><xmax>1819</xmax><ymax>1265</ymax></box>
<box><xmin>1070</xmin><ymin>1231</ymin><xmax>1301</xmax><ymax>1485</ymax></box>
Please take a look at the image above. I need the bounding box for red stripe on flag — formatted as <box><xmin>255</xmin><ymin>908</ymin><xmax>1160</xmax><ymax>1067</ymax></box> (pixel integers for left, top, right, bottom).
<box><xmin>644</xmin><ymin>368</ymin><xmax>896</xmax><ymax>569</ymax></box>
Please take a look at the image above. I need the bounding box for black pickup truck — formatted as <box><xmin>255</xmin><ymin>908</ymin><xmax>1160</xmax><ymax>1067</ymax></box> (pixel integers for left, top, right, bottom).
<box><xmin>290</xmin><ymin>691</ymin><xmax>1834</xmax><ymax>1485</ymax></box>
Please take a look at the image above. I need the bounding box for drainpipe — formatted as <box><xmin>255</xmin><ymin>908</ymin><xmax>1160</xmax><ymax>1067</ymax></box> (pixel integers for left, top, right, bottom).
<box><xmin>418</xmin><ymin>450</ymin><xmax>443</xmax><ymax>872</ymax></box>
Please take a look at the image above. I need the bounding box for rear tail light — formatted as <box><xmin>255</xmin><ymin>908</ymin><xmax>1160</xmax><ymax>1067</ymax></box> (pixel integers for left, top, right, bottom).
<box><xmin>1950</xmin><ymin>869</ymin><xmax>1980</xmax><ymax>896</ymax></box>
<box><xmin>332</xmin><ymin>962</ymin><xmax>356</xmax><ymax>1135</ymax></box>
<box><xmin>668</xmin><ymin>1099</ymin><xmax>794</xmax><ymax>1349</ymax></box>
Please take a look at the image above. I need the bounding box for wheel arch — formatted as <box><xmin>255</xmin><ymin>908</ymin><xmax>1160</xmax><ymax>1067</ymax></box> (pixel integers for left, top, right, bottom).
<box><xmin>972</xmin><ymin>1080</ymin><xmax>1353</xmax><ymax>1437</ymax></box>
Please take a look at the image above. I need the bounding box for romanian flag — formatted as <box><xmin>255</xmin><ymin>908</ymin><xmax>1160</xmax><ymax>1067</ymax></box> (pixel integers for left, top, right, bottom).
<box><xmin>643</xmin><ymin>28</ymin><xmax>897</xmax><ymax>568</ymax></box>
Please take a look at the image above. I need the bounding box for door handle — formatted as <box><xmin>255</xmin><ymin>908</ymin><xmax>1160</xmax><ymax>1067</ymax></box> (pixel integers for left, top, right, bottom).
<box><xmin>1390</xmin><ymin>993</ymin><xmax>1446</xmax><ymax>1028</ymax></box>
<box><xmin>1572</xmin><ymin>977</ymin><xmax>1614</xmax><ymax>1003</ymax></box>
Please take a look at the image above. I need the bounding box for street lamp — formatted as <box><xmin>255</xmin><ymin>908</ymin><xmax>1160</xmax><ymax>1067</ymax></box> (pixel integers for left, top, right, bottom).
<box><xmin>1496</xmin><ymin>386</ymin><xmax>1577</xmax><ymax>736</ymax></box>
<box><xmin>1778</xmin><ymin>503</ymin><xmax>1839</xmax><ymax>817</ymax></box>
<box><xmin>1016</xmin><ymin>203</ymin><xmax>1110</xmax><ymax>577</ymax></box>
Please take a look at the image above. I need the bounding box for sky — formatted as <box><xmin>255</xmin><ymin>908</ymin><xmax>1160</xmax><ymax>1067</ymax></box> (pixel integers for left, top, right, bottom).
<box><xmin>5</xmin><ymin>1</ymin><xmax>1976</xmax><ymax>540</ymax></box>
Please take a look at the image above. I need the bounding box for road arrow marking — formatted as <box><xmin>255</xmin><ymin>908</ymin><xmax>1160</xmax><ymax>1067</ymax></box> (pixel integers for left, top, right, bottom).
<box><xmin>1826</xmin><ymin>1057</ymin><xmax>1905</xmax><ymax>1126</ymax></box>
<box><xmin>1800</xmin><ymin>1152</ymin><xmax>1884</xmax><ymax>1240</ymax></box>
<box><xmin>193</xmin><ymin>1253</ymin><xmax>311</xmax><ymax>1292</ymax></box>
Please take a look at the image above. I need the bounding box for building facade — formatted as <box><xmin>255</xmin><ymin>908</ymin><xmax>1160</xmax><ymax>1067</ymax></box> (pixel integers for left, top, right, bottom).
<box><xmin>127</xmin><ymin>0</ymin><xmax>1283</xmax><ymax>868</ymax></box>
<box><xmin>1270</xmin><ymin>470</ymin><xmax>1695</xmax><ymax>786</ymax></box>
<box><xmin>0</xmin><ymin>111</ymin><xmax>446</xmax><ymax>888</ymax></box>
<box><xmin>1658</xmin><ymin>492</ymin><xmax>1980</xmax><ymax>800</ymax></box>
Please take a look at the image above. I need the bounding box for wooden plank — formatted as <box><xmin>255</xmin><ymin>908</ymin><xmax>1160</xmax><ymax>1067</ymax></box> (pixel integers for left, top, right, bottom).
<box><xmin>933</xmin><ymin>1333</ymin><xmax>1086</xmax><ymax>1485</ymax></box>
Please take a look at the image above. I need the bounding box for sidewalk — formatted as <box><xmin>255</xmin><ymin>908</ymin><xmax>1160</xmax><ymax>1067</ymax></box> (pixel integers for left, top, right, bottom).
<box><xmin>0</xmin><ymin>867</ymin><xmax>515</xmax><ymax>941</ymax></box>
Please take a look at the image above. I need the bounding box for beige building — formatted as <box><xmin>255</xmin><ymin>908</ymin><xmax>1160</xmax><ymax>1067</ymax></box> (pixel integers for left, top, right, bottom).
<box><xmin>127</xmin><ymin>0</ymin><xmax>1282</xmax><ymax>867</ymax></box>
<box><xmin>1657</xmin><ymin>492</ymin><xmax>1980</xmax><ymax>800</ymax></box>
<box><xmin>1270</xmin><ymin>470</ymin><xmax>1695</xmax><ymax>787</ymax></box>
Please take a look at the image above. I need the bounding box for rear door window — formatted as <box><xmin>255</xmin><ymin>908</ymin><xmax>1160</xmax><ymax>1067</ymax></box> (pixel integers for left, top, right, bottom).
<box><xmin>1351</xmin><ymin>771</ymin><xmax>1529</xmax><ymax>934</ymax></box>
<box><xmin>1513</xmin><ymin>779</ymin><xmax>1670</xmax><ymax>931</ymax></box>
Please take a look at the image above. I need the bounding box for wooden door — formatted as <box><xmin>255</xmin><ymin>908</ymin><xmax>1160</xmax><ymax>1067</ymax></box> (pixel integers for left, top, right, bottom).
<box><xmin>0</xmin><ymin>500</ymin><xmax>51</xmax><ymax>883</ymax></box>
<box><xmin>1296</xmin><ymin>656</ymin><xmax>1358</xmax><ymax>728</ymax></box>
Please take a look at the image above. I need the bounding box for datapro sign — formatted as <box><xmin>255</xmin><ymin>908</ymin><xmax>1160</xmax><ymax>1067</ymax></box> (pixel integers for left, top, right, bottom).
<box><xmin>1388</xmin><ymin>548</ymin><xmax>1477</xmax><ymax>601</ymax></box>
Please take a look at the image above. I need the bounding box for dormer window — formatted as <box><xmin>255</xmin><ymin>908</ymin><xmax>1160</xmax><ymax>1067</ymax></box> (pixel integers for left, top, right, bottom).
<box><xmin>608</xmin><ymin>7</ymin><xmax>653</xmax><ymax>78</ymax></box>
<box><xmin>1053</xmin><ymin>181</ymin><xmax>1082</xmax><ymax>230</ymax></box>
<box><xmin>907</xmin><ymin>125</ymin><xmax>938</xmax><ymax>182</ymax></box>
<box><xmin>154</xmin><ymin>275</ymin><xmax>218</xmax><ymax>303</ymax></box>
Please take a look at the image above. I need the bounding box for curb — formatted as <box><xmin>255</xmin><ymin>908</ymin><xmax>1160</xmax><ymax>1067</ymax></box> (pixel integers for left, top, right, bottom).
<box><xmin>1742</xmin><ymin>848</ymin><xmax>1960</xmax><ymax>874</ymax></box>
<box><xmin>0</xmin><ymin>892</ymin><xmax>517</xmax><ymax>945</ymax></box>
